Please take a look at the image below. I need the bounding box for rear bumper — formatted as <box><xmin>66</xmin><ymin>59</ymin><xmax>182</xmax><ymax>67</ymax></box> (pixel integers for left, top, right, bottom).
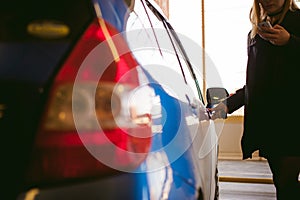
<box><xmin>17</xmin><ymin>167</ymin><xmax>200</xmax><ymax>200</ymax></box>
<box><xmin>17</xmin><ymin>173</ymin><xmax>139</xmax><ymax>200</ymax></box>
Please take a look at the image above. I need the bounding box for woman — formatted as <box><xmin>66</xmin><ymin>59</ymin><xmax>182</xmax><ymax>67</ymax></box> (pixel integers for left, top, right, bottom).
<box><xmin>210</xmin><ymin>0</ymin><xmax>300</xmax><ymax>199</ymax></box>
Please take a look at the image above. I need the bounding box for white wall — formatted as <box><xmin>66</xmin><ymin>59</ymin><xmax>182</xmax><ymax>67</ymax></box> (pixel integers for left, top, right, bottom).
<box><xmin>169</xmin><ymin>0</ymin><xmax>252</xmax><ymax>96</ymax></box>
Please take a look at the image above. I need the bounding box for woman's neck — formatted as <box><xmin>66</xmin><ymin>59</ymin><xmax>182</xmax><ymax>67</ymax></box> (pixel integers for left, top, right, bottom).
<box><xmin>265</xmin><ymin>6</ymin><xmax>285</xmax><ymax>25</ymax></box>
<box><xmin>268</xmin><ymin>7</ymin><xmax>284</xmax><ymax>17</ymax></box>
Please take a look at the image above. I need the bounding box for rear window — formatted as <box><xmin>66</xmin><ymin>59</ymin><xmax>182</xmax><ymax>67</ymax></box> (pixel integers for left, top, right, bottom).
<box><xmin>0</xmin><ymin>0</ymin><xmax>93</xmax><ymax>41</ymax></box>
<box><xmin>0</xmin><ymin>0</ymin><xmax>93</xmax><ymax>83</ymax></box>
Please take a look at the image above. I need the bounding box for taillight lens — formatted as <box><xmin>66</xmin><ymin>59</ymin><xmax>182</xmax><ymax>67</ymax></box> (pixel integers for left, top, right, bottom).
<box><xmin>26</xmin><ymin>19</ymin><xmax>153</xmax><ymax>183</ymax></box>
<box><xmin>43</xmin><ymin>83</ymin><xmax>125</xmax><ymax>131</ymax></box>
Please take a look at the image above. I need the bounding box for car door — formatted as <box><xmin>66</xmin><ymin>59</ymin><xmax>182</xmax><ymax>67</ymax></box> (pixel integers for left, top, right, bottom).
<box><xmin>124</xmin><ymin>0</ymin><xmax>220</xmax><ymax>199</ymax></box>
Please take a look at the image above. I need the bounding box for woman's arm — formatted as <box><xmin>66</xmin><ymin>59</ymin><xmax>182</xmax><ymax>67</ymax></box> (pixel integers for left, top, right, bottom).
<box><xmin>225</xmin><ymin>86</ymin><xmax>246</xmax><ymax>114</ymax></box>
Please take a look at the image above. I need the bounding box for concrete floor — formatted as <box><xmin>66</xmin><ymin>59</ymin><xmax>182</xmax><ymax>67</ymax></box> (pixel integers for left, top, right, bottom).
<box><xmin>218</xmin><ymin>159</ymin><xmax>276</xmax><ymax>200</ymax></box>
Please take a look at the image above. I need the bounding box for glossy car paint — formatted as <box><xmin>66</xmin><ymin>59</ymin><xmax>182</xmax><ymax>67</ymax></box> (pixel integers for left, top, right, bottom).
<box><xmin>125</xmin><ymin>1</ymin><xmax>219</xmax><ymax>199</ymax></box>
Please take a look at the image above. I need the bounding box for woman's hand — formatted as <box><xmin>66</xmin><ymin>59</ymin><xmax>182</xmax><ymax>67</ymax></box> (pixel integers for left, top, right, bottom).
<box><xmin>207</xmin><ymin>102</ymin><xmax>228</xmax><ymax>120</ymax></box>
<box><xmin>258</xmin><ymin>24</ymin><xmax>290</xmax><ymax>46</ymax></box>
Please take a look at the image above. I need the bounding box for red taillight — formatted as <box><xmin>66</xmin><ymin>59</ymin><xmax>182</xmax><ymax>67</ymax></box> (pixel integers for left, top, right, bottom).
<box><xmin>26</xmin><ymin>19</ymin><xmax>153</xmax><ymax>183</ymax></box>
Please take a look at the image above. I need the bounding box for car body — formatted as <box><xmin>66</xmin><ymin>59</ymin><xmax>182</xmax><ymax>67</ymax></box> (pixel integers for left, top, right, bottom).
<box><xmin>1</xmin><ymin>0</ymin><xmax>222</xmax><ymax>199</ymax></box>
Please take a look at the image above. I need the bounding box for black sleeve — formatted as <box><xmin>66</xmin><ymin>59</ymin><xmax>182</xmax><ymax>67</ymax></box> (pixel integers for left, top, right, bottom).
<box><xmin>287</xmin><ymin>33</ymin><xmax>300</xmax><ymax>48</ymax></box>
<box><xmin>223</xmin><ymin>85</ymin><xmax>246</xmax><ymax>114</ymax></box>
<box><xmin>285</xmin><ymin>10</ymin><xmax>300</xmax><ymax>48</ymax></box>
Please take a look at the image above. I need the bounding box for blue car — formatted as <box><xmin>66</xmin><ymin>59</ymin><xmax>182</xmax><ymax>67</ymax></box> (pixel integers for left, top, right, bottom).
<box><xmin>1</xmin><ymin>0</ymin><xmax>224</xmax><ymax>199</ymax></box>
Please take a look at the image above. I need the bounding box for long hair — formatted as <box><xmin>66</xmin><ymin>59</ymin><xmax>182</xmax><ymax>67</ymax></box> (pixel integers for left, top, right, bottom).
<box><xmin>249</xmin><ymin>0</ymin><xmax>299</xmax><ymax>38</ymax></box>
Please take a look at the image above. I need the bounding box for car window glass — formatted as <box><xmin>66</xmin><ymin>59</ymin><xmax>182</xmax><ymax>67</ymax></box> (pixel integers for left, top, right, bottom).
<box><xmin>125</xmin><ymin>0</ymin><xmax>202</xmax><ymax>102</ymax></box>
<box><xmin>164</xmin><ymin>21</ymin><xmax>204</xmax><ymax>103</ymax></box>
<box><xmin>146</xmin><ymin>1</ymin><xmax>204</xmax><ymax>102</ymax></box>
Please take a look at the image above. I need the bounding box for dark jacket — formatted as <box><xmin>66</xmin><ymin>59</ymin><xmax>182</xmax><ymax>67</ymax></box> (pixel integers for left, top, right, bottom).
<box><xmin>225</xmin><ymin>9</ymin><xmax>300</xmax><ymax>159</ymax></box>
